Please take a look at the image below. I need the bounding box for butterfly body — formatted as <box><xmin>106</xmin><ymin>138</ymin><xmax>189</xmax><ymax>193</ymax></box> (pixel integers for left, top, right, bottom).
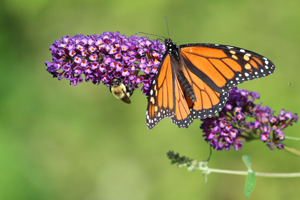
<box><xmin>146</xmin><ymin>38</ymin><xmax>275</xmax><ymax>129</ymax></box>
<box><xmin>165</xmin><ymin>39</ymin><xmax>198</xmax><ymax>102</ymax></box>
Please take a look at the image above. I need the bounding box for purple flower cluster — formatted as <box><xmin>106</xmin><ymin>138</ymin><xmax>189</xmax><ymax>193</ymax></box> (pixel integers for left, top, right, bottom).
<box><xmin>201</xmin><ymin>88</ymin><xmax>298</xmax><ymax>151</ymax></box>
<box><xmin>45</xmin><ymin>32</ymin><xmax>165</xmax><ymax>94</ymax></box>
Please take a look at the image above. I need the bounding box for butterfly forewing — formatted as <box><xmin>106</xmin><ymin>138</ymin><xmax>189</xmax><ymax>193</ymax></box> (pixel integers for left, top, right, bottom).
<box><xmin>180</xmin><ymin>43</ymin><xmax>275</xmax><ymax>91</ymax></box>
<box><xmin>146</xmin><ymin>54</ymin><xmax>175</xmax><ymax>129</ymax></box>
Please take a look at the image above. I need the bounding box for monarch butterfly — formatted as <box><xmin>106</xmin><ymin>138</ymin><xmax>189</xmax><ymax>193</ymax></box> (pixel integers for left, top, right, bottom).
<box><xmin>110</xmin><ymin>79</ymin><xmax>134</xmax><ymax>104</ymax></box>
<box><xmin>146</xmin><ymin>38</ymin><xmax>275</xmax><ymax>129</ymax></box>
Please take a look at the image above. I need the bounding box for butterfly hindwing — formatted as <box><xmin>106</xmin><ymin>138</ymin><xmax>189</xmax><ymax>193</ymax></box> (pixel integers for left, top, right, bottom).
<box><xmin>169</xmin><ymin>73</ymin><xmax>193</xmax><ymax>128</ymax></box>
<box><xmin>179</xmin><ymin>64</ymin><xmax>229</xmax><ymax>120</ymax></box>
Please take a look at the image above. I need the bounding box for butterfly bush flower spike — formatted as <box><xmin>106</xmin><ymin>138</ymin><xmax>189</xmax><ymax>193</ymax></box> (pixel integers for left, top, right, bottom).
<box><xmin>45</xmin><ymin>32</ymin><xmax>165</xmax><ymax>94</ymax></box>
<box><xmin>201</xmin><ymin>88</ymin><xmax>298</xmax><ymax>151</ymax></box>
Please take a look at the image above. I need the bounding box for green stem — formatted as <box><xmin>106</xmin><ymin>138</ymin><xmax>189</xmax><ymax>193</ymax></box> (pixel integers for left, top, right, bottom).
<box><xmin>283</xmin><ymin>145</ymin><xmax>300</xmax><ymax>157</ymax></box>
<box><xmin>198</xmin><ymin>162</ymin><xmax>300</xmax><ymax>178</ymax></box>
<box><xmin>285</xmin><ymin>136</ymin><xmax>300</xmax><ymax>140</ymax></box>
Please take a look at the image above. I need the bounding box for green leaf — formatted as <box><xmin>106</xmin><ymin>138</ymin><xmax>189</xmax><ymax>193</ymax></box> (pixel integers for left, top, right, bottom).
<box><xmin>242</xmin><ymin>155</ymin><xmax>251</xmax><ymax>170</ymax></box>
<box><xmin>244</xmin><ymin>172</ymin><xmax>256</xmax><ymax>198</ymax></box>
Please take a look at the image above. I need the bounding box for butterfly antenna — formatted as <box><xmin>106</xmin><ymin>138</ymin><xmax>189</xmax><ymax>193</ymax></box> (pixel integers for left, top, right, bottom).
<box><xmin>134</xmin><ymin>33</ymin><xmax>164</xmax><ymax>56</ymax></box>
<box><xmin>165</xmin><ymin>16</ymin><xmax>170</xmax><ymax>39</ymax></box>
<box><xmin>135</xmin><ymin>32</ymin><xmax>166</xmax><ymax>40</ymax></box>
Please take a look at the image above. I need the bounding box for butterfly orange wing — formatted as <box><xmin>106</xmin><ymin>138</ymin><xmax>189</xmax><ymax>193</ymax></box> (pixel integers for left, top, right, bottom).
<box><xmin>179</xmin><ymin>43</ymin><xmax>275</xmax><ymax>121</ymax></box>
<box><xmin>180</xmin><ymin>44</ymin><xmax>275</xmax><ymax>91</ymax></box>
<box><xmin>147</xmin><ymin>54</ymin><xmax>174</xmax><ymax>129</ymax></box>
<box><xmin>146</xmin><ymin>51</ymin><xmax>195</xmax><ymax>129</ymax></box>
<box><xmin>171</xmin><ymin>64</ymin><xmax>228</xmax><ymax>126</ymax></box>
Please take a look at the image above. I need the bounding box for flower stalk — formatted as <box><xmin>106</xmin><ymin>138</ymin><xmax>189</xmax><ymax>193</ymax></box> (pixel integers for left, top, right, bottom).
<box><xmin>167</xmin><ymin>151</ymin><xmax>300</xmax><ymax>178</ymax></box>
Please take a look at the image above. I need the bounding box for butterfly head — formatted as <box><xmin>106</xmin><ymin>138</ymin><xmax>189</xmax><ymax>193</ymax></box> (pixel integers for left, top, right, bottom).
<box><xmin>165</xmin><ymin>38</ymin><xmax>174</xmax><ymax>49</ymax></box>
<box><xmin>164</xmin><ymin>38</ymin><xmax>180</xmax><ymax>60</ymax></box>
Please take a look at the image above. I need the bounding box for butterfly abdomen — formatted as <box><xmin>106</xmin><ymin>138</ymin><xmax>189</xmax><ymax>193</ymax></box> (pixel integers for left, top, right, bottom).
<box><xmin>177</xmin><ymin>71</ymin><xmax>197</xmax><ymax>102</ymax></box>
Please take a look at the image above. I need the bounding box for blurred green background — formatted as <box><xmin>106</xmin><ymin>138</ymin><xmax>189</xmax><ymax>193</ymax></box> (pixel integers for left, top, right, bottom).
<box><xmin>1</xmin><ymin>0</ymin><xmax>300</xmax><ymax>199</ymax></box>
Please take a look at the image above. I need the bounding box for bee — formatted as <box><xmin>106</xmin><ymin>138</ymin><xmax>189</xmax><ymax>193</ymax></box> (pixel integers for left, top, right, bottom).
<box><xmin>109</xmin><ymin>79</ymin><xmax>134</xmax><ymax>104</ymax></box>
